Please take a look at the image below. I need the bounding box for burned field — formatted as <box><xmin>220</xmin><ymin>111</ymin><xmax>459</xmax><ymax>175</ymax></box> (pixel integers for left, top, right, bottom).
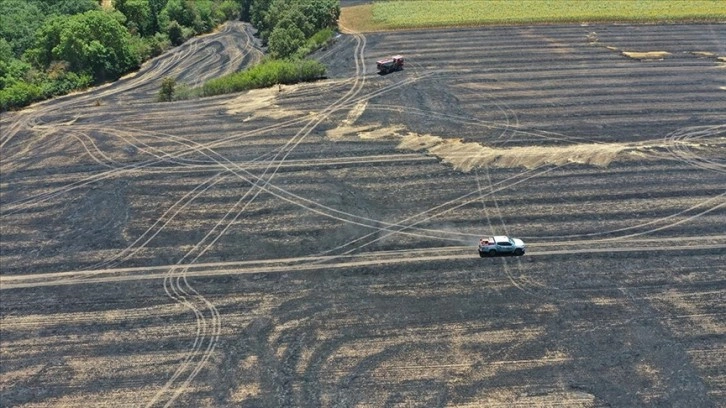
<box><xmin>1</xmin><ymin>21</ymin><xmax>725</xmax><ymax>407</ymax></box>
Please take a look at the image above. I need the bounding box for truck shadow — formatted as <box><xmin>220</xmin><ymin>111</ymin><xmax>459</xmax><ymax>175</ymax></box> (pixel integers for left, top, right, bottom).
<box><xmin>377</xmin><ymin>68</ymin><xmax>403</xmax><ymax>76</ymax></box>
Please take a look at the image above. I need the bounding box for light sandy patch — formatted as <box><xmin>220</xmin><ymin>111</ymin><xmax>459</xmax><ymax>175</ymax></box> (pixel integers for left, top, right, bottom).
<box><xmin>544</xmin><ymin>349</ymin><xmax>569</xmax><ymax>360</ymax></box>
<box><xmin>691</xmin><ymin>51</ymin><xmax>716</xmax><ymax>57</ymax></box>
<box><xmin>240</xmin><ymin>355</ymin><xmax>258</xmax><ymax>370</ymax></box>
<box><xmin>520</xmin><ymin>31</ymin><xmax>576</xmax><ymax>54</ymax></box>
<box><xmin>270</xmin><ymin>316</ymin><xmax>312</xmax><ymax>358</ymax></box>
<box><xmin>327</xmin><ymin>122</ymin><xmax>631</xmax><ymax>171</ymax></box>
<box><xmin>636</xmin><ymin>362</ymin><xmax>665</xmax><ymax>403</ymax></box>
<box><xmin>637</xmin><ymin>362</ymin><xmax>663</xmax><ymax>384</ymax></box>
<box><xmin>27</xmin><ymin>390</ymin><xmax>156</xmax><ymax>408</ymax></box>
<box><xmin>718</xmin><ymin>57</ymin><xmax>726</xmax><ymax>62</ymax></box>
<box><xmin>534</xmin><ymin>303</ymin><xmax>559</xmax><ymax>313</ymax></box>
<box><xmin>1</xmin><ymin>304</ymin><xmax>186</xmax><ymax>330</ymax></box>
<box><xmin>687</xmin><ymin>348</ymin><xmax>726</xmax><ymax>378</ymax></box>
<box><xmin>590</xmin><ymin>296</ymin><xmax>618</xmax><ymax>306</ymax></box>
<box><xmin>720</xmin><ymin>86</ymin><xmax>726</xmax><ymax>91</ymax></box>
<box><xmin>429</xmin><ymin>139</ymin><xmax>499</xmax><ymax>172</ymax></box>
<box><xmin>342</xmin><ymin>101</ymin><xmax>368</xmax><ymax>126</ymax></box>
<box><xmin>350</xmin><ymin>327</ymin><xmax>550</xmax><ymax>389</ymax></box>
<box><xmin>453</xmin><ymin>80</ymin><xmax>537</xmax><ymax>96</ymax></box>
<box><xmin>397</xmin><ymin>133</ymin><xmax>444</xmax><ymax>151</ymax></box>
<box><xmin>457</xmin><ymin>327</ymin><xmax>544</xmax><ymax>346</ymax></box>
<box><xmin>427</xmin><ymin>138</ymin><xmax>627</xmax><ymax>171</ymax></box>
<box><xmin>0</xmin><ymin>364</ymin><xmax>46</xmax><ymax>392</ymax></box>
<box><xmin>231</xmin><ymin>382</ymin><xmax>261</xmax><ymax>402</ymax></box>
<box><xmin>469</xmin><ymin>389</ymin><xmax>595</xmax><ymax>407</ymax></box>
<box><xmin>325</xmin><ymin>123</ymin><xmax>381</xmax><ymax>140</ymax></box>
<box><xmin>66</xmin><ymin>353</ymin><xmax>190</xmax><ymax>382</ymax></box>
<box><xmin>368</xmin><ymin>281</ymin><xmax>510</xmax><ymax>297</ymax></box>
<box><xmin>453</xmin><ymin>82</ymin><xmax>503</xmax><ymax>91</ymax></box>
<box><xmin>358</xmin><ymin>125</ymin><xmax>407</xmax><ymax>140</ymax></box>
<box><xmin>622</xmin><ymin>51</ymin><xmax>671</xmax><ymax>60</ymax></box>
<box><xmin>226</xmin><ymin>86</ymin><xmax>304</xmax><ymax>120</ymax></box>
<box><xmin>656</xmin><ymin>289</ymin><xmax>725</xmax><ymax>336</ymax></box>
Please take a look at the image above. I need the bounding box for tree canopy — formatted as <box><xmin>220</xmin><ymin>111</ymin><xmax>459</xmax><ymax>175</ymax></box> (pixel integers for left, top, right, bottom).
<box><xmin>248</xmin><ymin>0</ymin><xmax>339</xmax><ymax>58</ymax></box>
<box><xmin>25</xmin><ymin>10</ymin><xmax>140</xmax><ymax>82</ymax></box>
<box><xmin>1</xmin><ymin>0</ymin><xmax>339</xmax><ymax>109</ymax></box>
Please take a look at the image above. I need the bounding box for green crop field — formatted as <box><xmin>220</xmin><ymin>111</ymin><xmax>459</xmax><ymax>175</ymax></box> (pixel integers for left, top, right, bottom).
<box><xmin>340</xmin><ymin>0</ymin><xmax>726</xmax><ymax>31</ymax></box>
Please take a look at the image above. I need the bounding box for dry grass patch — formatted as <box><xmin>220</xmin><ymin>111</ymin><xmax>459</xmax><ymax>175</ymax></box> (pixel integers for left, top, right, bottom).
<box><xmin>622</xmin><ymin>51</ymin><xmax>671</xmax><ymax>60</ymax></box>
<box><xmin>428</xmin><ymin>138</ymin><xmax>628</xmax><ymax>170</ymax></box>
<box><xmin>359</xmin><ymin>124</ymin><xmax>407</xmax><ymax>140</ymax></box>
<box><xmin>342</xmin><ymin>100</ymin><xmax>368</xmax><ymax>125</ymax></box>
<box><xmin>326</xmin><ymin>119</ymin><xmax>630</xmax><ymax>171</ymax></box>
<box><xmin>692</xmin><ymin>51</ymin><xmax>717</xmax><ymax>57</ymax></box>
<box><xmin>338</xmin><ymin>4</ymin><xmax>377</xmax><ymax>33</ymax></box>
<box><xmin>340</xmin><ymin>0</ymin><xmax>726</xmax><ymax>32</ymax></box>
<box><xmin>226</xmin><ymin>85</ymin><xmax>306</xmax><ymax>120</ymax></box>
<box><xmin>326</xmin><ymin>123</ymin><xmax>380</xmax><ymax>140</ymax></box>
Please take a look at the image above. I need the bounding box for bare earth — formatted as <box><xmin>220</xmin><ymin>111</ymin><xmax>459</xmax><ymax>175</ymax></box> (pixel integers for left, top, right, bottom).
<box><xmin>1</xmin><ymin>21</ymin><xmax>725</xmax><ymax>407</ymax></box>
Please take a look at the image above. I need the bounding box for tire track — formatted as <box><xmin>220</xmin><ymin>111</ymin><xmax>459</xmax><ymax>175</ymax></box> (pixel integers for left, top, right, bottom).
<box><xmin>2</xmin><ymin>23</ymin><xmax>725</xmax><ymax>407</ymax></box>
<box><xmin>2</xmin><ymin>237</ymin><xmax>724</xmax><ymax>290</ymax></box>
<box><xmin>146</xmin><ymin>25</ymin><xmax>375</xmax><ymax>406</ymax></box>
<box><xmin>663</xmin><ymin>124</ymin><xmax>726</xmax><ymax>174</ymax></box>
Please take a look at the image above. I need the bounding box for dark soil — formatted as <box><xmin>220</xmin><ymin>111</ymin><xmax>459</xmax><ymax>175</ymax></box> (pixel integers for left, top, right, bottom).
<box><xmin>1</xmin><ymin>21</ymin><xmax>724</xmax><ymax>407</ymax></box>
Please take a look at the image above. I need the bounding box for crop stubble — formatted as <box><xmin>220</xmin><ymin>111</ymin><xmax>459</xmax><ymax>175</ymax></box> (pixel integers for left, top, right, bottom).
<box><xmin>1</xmin><ymin>21</ymin><xmax>725</xmax><ymax>407</ymax></box>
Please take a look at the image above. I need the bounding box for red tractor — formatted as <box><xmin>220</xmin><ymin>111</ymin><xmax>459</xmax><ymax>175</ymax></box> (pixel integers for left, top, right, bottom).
<box><xmin>376</xmin><ymin>55</ymin><xmax>404</xmax><ymax>74</ymax></box>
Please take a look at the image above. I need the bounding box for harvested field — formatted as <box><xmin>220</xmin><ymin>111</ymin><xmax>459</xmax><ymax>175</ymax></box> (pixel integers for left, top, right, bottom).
<box><xmin>342</xmin><ymin>0</ymin><xmax>726</xmax><ymax>30</ymax></box>
<box><xmin>1</xmin><ymin>20</ymin><xmax>725</xmax><ymax>407</ymax></box>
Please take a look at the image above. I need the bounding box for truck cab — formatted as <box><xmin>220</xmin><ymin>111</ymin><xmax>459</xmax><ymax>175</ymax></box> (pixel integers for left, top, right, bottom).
<box><xmin>377</xmin><ymin>55</ymin><xmax>404</xmax><ymax>74</ymax></box>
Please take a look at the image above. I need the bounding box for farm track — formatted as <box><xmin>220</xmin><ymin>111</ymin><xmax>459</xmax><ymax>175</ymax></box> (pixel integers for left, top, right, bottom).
<box><xmin>1</xmin><ymin>21</ymin><xmax>725</xmax><ymax>407</ymax></box>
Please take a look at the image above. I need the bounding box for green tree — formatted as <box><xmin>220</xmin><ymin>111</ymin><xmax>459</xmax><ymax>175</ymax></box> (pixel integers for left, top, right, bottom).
<box><xmin>237</xmin><ymin>0</ymin><xmax>252</xmax><ymax>21</ymax></box>
<box><xmin>248</xmin><ymin>0</ymin><xmax>338</xmax><ymax>45</ymax></box>
<box><xmin>301</xmin><ymin>0</ymin><xmax>339</xmax><ymax>32</ymax></box>
<box><xmin>26</xmin><ymin>10</ymin><xmax>140</xmax><ymax>83</ymax></box>
<box><xmin>158</xmin><ymin>76</ymin><xmax>176</xmax><ymax>101</ymax></box>
<box><xmin>282</xmin><ymin>7</ymin><xmax>315</xmax><ymax>36</ymax></box>
<box><xmin>217</xmin><ymin>0</ymin><xmax>241</xmax><ymax>21</ymax></box>
<box><xmin>166</xmin><ymin>20</ymin><xmax>186</xmax><ymax>45</ymax></box>
<box><xmin>45</xmin><ymin>0</ymin><xmax>99</xmax><ymax>15</ymax></box>
<box><xmin>148</xmin><ymin>0</ymin><xmax>170</xmax><ymax>33</ymax></box>
<box><xmin>250</xmin><ymin>0</ymin><xmax>272</xmax><ymax>37</ymax></box>
<box><xmin>268</xmin><ymin>23</ymin><xmax>305</xmax><ymax>59</ymax></box>
<box><xmin>0</xmin><ymin>38</ymin><xmax>13</xmax><ymax>65</ymax></box>
<box><xmin>23</xmin><ymin>15</ymin><xmax>66</xmax><ymax>69</ymax></box>
<box><xmin>116</xmin><ymin>0</ymin><xmax>154</xmax><ymax>36</ymax></box>
<box><xmin>193</xmin><ymin>0</ymin><xmax>216</xmax><ymax>33</ymax></box>
<box><xmin>159</xmin><ymin>0</ymin><xmax>197</xmax><ymax>28</ymax></box>
<box><xmin>0</xmin><ymin>0</ymin><xmax>44</xmax><ymax>57</ymax></box>
<box><xmin>0</xmin><ymin>39</ymin><xmax>32</xmax><ymax>90</ymax></box>
<box><xmin>0</xmin><ymin>81</ymin><xmax>43</xmax><ymax>111</ymax></box>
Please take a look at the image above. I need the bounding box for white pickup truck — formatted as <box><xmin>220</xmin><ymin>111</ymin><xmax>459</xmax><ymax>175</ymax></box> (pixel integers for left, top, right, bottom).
<box><xmin>478</xmin><ymin>235</ymin><xmax>526</xmax><ymax>257</ymax></box>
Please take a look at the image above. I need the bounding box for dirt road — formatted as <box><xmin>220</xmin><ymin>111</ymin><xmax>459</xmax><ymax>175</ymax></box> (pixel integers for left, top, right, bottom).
<box><xmin>1</xmin><ymin>21</ymin><xmax>725</xmax><ymax>407</ymax></box>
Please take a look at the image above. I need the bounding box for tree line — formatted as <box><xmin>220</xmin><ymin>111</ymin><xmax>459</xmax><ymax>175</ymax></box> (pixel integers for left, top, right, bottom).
<box><xmin>1</xmin><ymin>0</ymin><xmax>339</xmax><ymax>110</ymax></box>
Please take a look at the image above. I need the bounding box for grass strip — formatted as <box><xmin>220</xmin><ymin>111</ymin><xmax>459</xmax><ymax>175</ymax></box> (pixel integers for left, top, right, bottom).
<box><xmin>341</xmin><ymin>0</ymin><xmax>726</xmax><ymax>31</ymax></box>
<box><xmin>201</xmin><ymin>59</ymin><xmax>325</xmax><ymax>97</ymax></box>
